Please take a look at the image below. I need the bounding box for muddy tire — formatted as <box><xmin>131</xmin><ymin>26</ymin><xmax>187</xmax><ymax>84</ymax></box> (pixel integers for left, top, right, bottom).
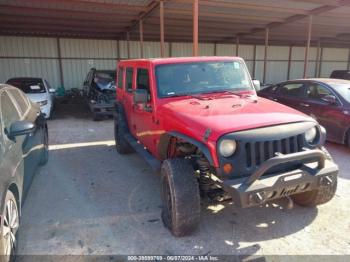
<box><xmin>291</xmin><ymin>146</ymin><xmax>337</xmax><ymax>207</ymax></box>
<box><xmin>114</xmin><ymin>114</ymin><xmax>133</xmax><ymax>154</ymax></box>
<box><xmin>160</xmin><ymin>159</ymin><xmax>200</xmax><ymax>237</ymax></box>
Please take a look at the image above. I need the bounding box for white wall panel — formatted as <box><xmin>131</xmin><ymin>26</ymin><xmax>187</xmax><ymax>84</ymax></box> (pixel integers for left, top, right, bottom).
<box><xmin>1</xmin><ymin>36</ymin><xmax>349</xmax><ymax>89</ymax></box>
<box><xmin>171</xmin><ymin>42</ymin><xmax>192</xmax><ymax>57</ymax></box>
<box><xmin>266</xmin><ymin>61</ymin><xmax>288</xmax><ymax>84</ymax></box>
<box><xmin>322</xmin><ymin>48</ymin><xmax>349</xmax><ymax>61</ymax></box>
<box><xmin>0</xmin><ymin>36</ymin><xmax>57</xmax><ymax>57</ymax></box>
<box><xmin>216</xmin><ymin>44</ymin><xmax>235</xmax><ymax>56</ymax></box>
<box><xmin>238</xmin><ymin>45</ymin><xmax>255</xmax><ymax>60</ymax></box>
<box><xmin>267</xmin><ymin>46</ymin><xmax>289</xmax><ymax>60</ymax></box>
<box><xmin>291</xmin><ymin>47</ymin><xmax>317</xmax><ymax>61</ymax></box>
<box><xmin>62</xmin><ymin>59</ymin><xmax>117</xmax><ymax>89</ymax></box>
<box><xmin>0</xmin><ymin>58</ymin><xmax>60</xmax><ymax>87</ymax></box>
<box><xmin>199</xmin><ymin>43</ymin><xmax>215</xmax><ymax>56</ymax></box>
<box><xmin>289</xmin><ymin>61</ymin><xmax>316</xmax><ymax>79</ymax></box>
<box><xmin>60</xmin><ymin>39</ymin><xmax>118</xmax><ymax>58</ymax></box>
<box><xmin>320</xmin><ymin>62</ymin><xmax>348</xmax><ymax>77</ymax></box>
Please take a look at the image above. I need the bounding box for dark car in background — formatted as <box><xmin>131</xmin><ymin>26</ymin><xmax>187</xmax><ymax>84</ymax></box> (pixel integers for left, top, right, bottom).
<box><xmin>330</xmin><ymin>70</ymin><xmax>350</xmax><ymax>80</ymax></box>
<box><xmin>0</xmin><ymin>84</ymin><xmax>48</xmax><ymax>260</ymax></box>
<box><xmin>83</xmin><ymin>68</ymin><xmax>116</xmax><ymax>121</ymax></box>
<box><xmin>258</xmin><ymin>78</ymin><xmax>350</xmax><ymax>147</ymax></box>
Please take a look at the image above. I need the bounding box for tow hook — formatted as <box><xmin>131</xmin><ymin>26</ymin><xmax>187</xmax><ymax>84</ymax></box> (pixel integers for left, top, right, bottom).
<box><xmin>286</xmin><ymin>196</ymin><xmax>294</xmax><ymax>209</ymax></box>
<box><xmin>320</xmin><ymin>175</ymin><xmax>333</xmax><ymax>186</ymax></box>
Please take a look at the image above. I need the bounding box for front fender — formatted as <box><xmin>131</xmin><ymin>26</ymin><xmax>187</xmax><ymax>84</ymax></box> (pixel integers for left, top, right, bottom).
<box><xmin>158</xmin><ymin>131</ymin><xmax>214</xmax><ymax>165</ymax></box>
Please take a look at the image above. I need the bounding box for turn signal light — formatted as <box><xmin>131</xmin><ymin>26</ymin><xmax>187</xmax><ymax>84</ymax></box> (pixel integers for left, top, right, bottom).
<box><xmin>223</xmin><ymin>163</ymin><xmax>233</xmax><ymax>174</ymax></box>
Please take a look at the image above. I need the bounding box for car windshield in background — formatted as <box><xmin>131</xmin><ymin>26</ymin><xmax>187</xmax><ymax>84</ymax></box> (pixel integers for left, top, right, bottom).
<box><xmin>94</xmin><ymin>72</ymin><xmax>116</xmax><ymax>89</ymax></box>
<box><xmin>329</xmin><ymin>82</ymin><xmax>350</xmax><ymax>103</ymax></box>
<box><xmin>155</xmin><ymin>61</ymin><xmax>253</xmax><ymax>98</ymax></box>
<box><xmin>7</xmin><ymin>80</ymin><xmax>46</xmax><ymax>94</ymax></box>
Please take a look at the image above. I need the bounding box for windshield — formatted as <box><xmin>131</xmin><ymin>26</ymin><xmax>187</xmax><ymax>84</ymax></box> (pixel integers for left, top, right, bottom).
<box><xmin>7</xmin><ymin>79</ymin><xmax>46</xmax><ymax>94</ymax></box>
<box><xmin>155</xmin><ymin>61</ymin><xmax>253</xmax><ymax>98</ymax></box>
<box><xmin>329</xmin><ymin>82</ymin><xmax>350</xmax><ymax>103</ymax></box>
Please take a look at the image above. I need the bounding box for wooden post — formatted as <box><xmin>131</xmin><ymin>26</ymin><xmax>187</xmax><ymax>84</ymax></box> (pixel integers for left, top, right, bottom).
<box><xmin>160</xmin><ymin>0</ymin><xmax>165</xmax><ymax>57</ymax></box>
<box><xmin>139</xmin><ymin>20</ymin><xmax>144</xmax><ymax>58</ymax></box>
<box><xmin>303</xmin><ymin>15</ymin><xmax>313</xmax><ymax>78</ymax></box>
<box><xmin>287</xmin><ymin>46</ymin><xmax>293</xmax><ymax>80</ymax></box>
<box><xmin>263</xmin><ymin>28</ymin><xmax>269</xmax><ymax>84</ymax></box>
<box><xmin>315</xmin><ymin>40</ymin><xmax>321</xmax><ymax>77</ymax></box>
<box><xmin>192</xmin><ymin>0</ymin><xmax>199</xmax><ymax>56</ymax></box>
<box><xmin>126</xmin><ymin>32</ymin><xmax>130</xmax><ymax>59</ymax></box>
<box><xmin>236</xmin><ymin>36</ymin><xmax>239</xmax><ymax>56</ymax></box>
<box><xmin>56</xmin><ymin>38</ymin><xmax>64</xmax><ymax>88</ymax></box>
<box><xmin>252</xmin><ymin>44</ymin><xmax>256</xmax><ymax>79</ymax></box>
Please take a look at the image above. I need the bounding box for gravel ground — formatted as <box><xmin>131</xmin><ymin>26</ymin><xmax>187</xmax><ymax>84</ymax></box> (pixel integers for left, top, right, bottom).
<box><xmin>17</xmin><ymin>102</ymin><xmax>350</xmax><ymax>257</ymax></box>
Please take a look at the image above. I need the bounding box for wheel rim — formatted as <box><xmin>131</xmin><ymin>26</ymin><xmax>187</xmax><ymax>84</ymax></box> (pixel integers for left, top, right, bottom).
<box><xmin>162</xmin><ymin>177</ymin><xmax>172</xmax><ymax>225</ymax></box>
<box><xmin>3</xmin><ymin>199</ymin><xmax>19</xmax><ymax>259</ymax></box>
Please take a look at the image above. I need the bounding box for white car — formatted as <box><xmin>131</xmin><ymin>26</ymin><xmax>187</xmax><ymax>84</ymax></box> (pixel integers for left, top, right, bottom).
<box><xmin>6</xmin><ymin>77</ymin><xmax>55</xmax><ymax>119</ymax></box>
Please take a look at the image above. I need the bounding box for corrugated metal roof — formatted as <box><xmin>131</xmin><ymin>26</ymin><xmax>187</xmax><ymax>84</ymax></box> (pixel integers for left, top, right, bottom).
<box><xmin>0</xmin><ymin>0</ymin><xmax>350</xmax><ymax>47</ymax></box>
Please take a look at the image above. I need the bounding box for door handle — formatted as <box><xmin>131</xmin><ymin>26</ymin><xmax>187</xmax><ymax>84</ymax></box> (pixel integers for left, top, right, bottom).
<box><xmin>300</xmin><ymin>103</ymin><xmax>310</xmax><ymax>107</ymax></box>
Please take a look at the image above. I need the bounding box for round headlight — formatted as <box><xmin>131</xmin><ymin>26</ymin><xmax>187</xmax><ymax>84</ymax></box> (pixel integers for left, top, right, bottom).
<box><xmin>305</xmin><ymin>127</ymin><xmax>317</xmax><ymax>143</ymax></box>
<box><xmin>219</xmin><ymin>139</ymin><xmax>237</xmax><ymax>157</ymax></box>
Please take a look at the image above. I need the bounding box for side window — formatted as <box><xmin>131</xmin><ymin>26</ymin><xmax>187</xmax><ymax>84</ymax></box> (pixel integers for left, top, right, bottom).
<box><xmin>306</xmin><ymin>84</ymin><xmax>332</xmax><ymax>100</ymax></box>
<box><xmin>1</xmin><ymin>92</ymin><xmax>20</xmax><ymax>132</ymax></box>
<box><xmin>136</xmin><ymin>68</ymin><xmax>150</xmax><ymax>92</ymax></box>
<box><xmin>117</xmin><ymin>67</ymin><xmax>124</xmax><ymax>89</ymax></box>
<box><xmin>125</xmin><ymin>68</ymin><xmax>133</xmax><ymax>93</ymax></box>
<box><xmin>9</xmin><ymin>89</ymin><xmax>29</xmax><ymax>115</ymax></box>
<box><xmin>279</xmin><ymin>83</ymin><xmax>304</xmax><ymax>97</ymax></box>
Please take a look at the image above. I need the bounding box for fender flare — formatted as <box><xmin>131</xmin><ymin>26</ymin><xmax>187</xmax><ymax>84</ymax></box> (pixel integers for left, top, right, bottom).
<box><xmin>158</xmin><ymin>131</ymin><xmax>214</xmax><ymax>165</ymax></box>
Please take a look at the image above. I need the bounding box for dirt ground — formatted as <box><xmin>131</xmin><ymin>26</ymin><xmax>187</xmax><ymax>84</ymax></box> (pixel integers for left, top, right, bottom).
<box><xmin>17</xmin><ymin>101</ymin><xmax>350</xmax><ymax>257</ymax></box>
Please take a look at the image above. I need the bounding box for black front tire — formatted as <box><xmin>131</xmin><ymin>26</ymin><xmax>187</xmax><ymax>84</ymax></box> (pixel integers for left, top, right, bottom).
<box><xmin>114</xmin><ymin>117</ymin><xmax>133</xmax><ymax>154</ymax></box>
<box><xmin>161</xmin><ymin>159</ymin><xmax>200</xmax><ymax>237</ymax></box>
<box><xmin>291</xmin><ymin>146</ymin><xmax>337</xmax><ymax>207</ymax></box>
<box><xmin>39</xmin><ymin>128</ymin><xmax>49</xmax><ymax>166</ymax></box>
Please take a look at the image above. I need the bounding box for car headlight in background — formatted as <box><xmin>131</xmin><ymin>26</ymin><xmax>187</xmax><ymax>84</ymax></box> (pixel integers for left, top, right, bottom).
<box><xmin>37</xmin><ymin>100</ymin><xmax>48</xmax><ymax>106</ymax></box>
<box><xmin>305</xmin><ymin>126</ymin><xmax>317</xmax><ymax>144</ymax></box>
<box><xmin>219</xmin><ymin>139</ymin><xmax>237</xmax><ymax>157</ymax></box>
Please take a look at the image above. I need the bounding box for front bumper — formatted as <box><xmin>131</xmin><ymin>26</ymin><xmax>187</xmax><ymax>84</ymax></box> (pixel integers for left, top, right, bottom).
<box><xmin>219</xmin><ymin>149</ymin><xmax>338</xmax><ymax>208</ymax></box>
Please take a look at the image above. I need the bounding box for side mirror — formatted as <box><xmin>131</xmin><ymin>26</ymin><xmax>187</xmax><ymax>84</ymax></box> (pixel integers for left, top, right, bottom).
<box><xmin>252</xmin><ymin>80</ymin><xmax>261</xmax><ymax>91</ymax></box>
<box><xmin>321</xmin><ymin>95</ymin><xmax>337</xmax><ymax>105</ymax></box>
<box><xmin>8</xmin><ymin>121</ymin><xmax>35</xmax><ymax>140</ymax></box>
<box><xmin>133</xmin><ymin>89</ymin><xmax>148</xmax><ymax>104</ymax></box>
<box><xmin>49</xmin><ymin>88</ymin><xmax>56</xmax><ymax>93</ymax></box>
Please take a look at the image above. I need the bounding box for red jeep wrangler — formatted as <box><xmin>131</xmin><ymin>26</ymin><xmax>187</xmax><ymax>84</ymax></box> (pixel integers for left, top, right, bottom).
<box><xmin>114</xmin><ymin>57</ymin><xmax>338</xmax><ymax>237</ymax></box>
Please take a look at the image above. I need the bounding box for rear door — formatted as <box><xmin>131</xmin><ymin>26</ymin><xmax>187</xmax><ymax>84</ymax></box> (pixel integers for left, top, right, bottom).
<box><xmin>274</xmin><ymin>82</ymin><xmax>307</xmax><ymax>112</ymax></box>
<box><xmin>303</xmin><ymin>82</ymin><xmax>344</xmax><ymax>142</ymax></box>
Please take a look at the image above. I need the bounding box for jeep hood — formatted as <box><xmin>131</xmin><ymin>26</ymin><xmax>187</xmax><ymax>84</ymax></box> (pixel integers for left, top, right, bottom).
<box><xmin>158</xmin><ymin>95</ymin><xmax>315</xmax><ymax>141</ymax></box>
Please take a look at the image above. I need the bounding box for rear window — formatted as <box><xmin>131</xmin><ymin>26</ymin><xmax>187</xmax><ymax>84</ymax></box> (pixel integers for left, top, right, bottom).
<box><xmin>8</xmin><ymin>89</ymin><xmax>29</xmax><ymax>115</ymax></box>
<box><xmin>7</xmin><ymin>79</ymin><xmax>46</xmax><ymax>94</ymax></box>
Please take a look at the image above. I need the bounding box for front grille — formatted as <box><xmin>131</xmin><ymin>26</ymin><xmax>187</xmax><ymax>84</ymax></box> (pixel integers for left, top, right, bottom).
<box><xmin>244</xmin><ymin>134</ymin><xmax>304</xmax><ymax>168</ymax></box>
